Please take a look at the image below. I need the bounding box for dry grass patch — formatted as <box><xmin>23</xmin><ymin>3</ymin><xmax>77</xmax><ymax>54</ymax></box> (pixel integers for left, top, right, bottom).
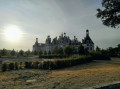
<box><xmin>0</xmin><ymin>58</ymin><xmax>120</xmax><ymax>89</ymax></box>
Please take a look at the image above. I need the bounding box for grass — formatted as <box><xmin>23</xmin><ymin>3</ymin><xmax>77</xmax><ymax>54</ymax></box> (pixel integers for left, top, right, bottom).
<box><xmin>0</xmin><ymin>58</ymin><xmax>120</xmax><ymax>89</ymax></box>
<box><xmin>111</xmin><ymin>57</ymin><xmax>120</xmax><ymax>60</ymax></box>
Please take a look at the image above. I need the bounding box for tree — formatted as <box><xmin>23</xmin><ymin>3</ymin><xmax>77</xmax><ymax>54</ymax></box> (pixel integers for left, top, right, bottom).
<box><xmin>10</xmin><ymin>49</ymin><xmax>16</xmax><ymax>57</ymax></box>
<box><xmin>78</xmin><ymin>44</ymin><xmax>85</xmax><ymax>55</ymax></box>
<box><xmin>33</xmin><ymin>50</ymin><xmax>39</xmax><ymax>55</ymax></box>
<box><xmin>64</xmin><ymin>45</ymin><xmax>73</xmax><ymax>56</ymax></box>
<box><xmin>39</xmin><ymin>50</ymin><xmax>43</xmax><ymax>56</ymax></box>
<box><xmin>44</xmin><ymin>51</ymin><xmax>47</xmax><ymax>55</ymax></box>
<box><xmin>1</xmin><ymin>48</ymin><xmax>8</xmax><ymax>56</ymax></box>
<box><xmin>18</xmin><ymin>50</ymin><xmax>24</xmax><ymax>56</ymax></box>
<box><xmin>96</xmin><ymin>46</ymin><xmax>101</xmax><ymax>51</ymax></box>
<box><xmin>118</xmin><ymin>44</ymin><xmax>120</xmax><ymax>50</ymax></box>
<box><xmin>48</xmin><ymin>50</ymin><xmax>51</xmax><ymax>55</ymax></box>
<box><xmin>52</xmin><ymin>46</ymin><xmax>59</xmax><ymax>54</ymax></box>
<box><xmin>25</xmin><ymin>50</ymin><xmax>31</xmax><ymax>56</ymax></box>
<box><xmin>58</xmin><ymin>48</ymin><xmax>64</xmax><ymax>55</ymax></box>
<box><xmin>96</xmin><ymin>0</ymin><xmax>120</xmax><ymax>28</ymax></box>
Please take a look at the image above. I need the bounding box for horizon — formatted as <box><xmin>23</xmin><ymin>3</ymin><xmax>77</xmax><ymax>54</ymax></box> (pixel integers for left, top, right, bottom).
<box><xmin>0</xmin><ymin>0</ymin><xmax>120</xmax><ymax>51</ymax></box>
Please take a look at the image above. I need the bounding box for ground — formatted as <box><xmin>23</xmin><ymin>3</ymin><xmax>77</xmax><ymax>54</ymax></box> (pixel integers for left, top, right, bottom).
<box><xmin>0</xmin><ymin>58</ymin><xmax>120</xmax><ymax>89</ymax></box>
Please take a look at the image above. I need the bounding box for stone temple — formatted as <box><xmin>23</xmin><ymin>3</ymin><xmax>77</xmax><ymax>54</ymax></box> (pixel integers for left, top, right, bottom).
<box><xmin>33</xmin><ymin>30</ymin><xmax>94</xmax><ymax>53</ymax></box>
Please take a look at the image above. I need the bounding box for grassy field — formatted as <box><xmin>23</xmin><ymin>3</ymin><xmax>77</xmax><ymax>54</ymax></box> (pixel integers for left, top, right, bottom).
<box><xmin>0</xmin><ymin>58</ymin><xmax>120</xmax><ymax>89</ymax></box>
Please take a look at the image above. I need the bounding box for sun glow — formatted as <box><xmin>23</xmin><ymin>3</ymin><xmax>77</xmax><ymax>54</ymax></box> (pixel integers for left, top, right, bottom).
<box><xmin>4</xmin><ymin>25</ymin><xmax>22</xmax><ymax>41</ymax></box>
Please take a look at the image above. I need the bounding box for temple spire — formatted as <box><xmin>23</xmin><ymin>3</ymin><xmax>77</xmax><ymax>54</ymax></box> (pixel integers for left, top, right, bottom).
<box><xmin>86</xmin><ymin>29</ymin><xmax>89</xmax><ymax>36</ymax></box>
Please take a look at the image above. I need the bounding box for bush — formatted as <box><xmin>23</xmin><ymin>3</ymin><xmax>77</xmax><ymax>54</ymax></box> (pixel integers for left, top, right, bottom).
<box><xmin>19</xmin><ymin>62</ymin><xmax>23</xmax><ymax>69</ymax></box>
<box><xmin>1</xmin><ymin>63</ymin><xmax>7</xmax><ymax>72</ymax></box>
<box><xmin>90</xmin><ymin>51</ymin><xmax>110</xmax><ymax>60</ymax></box>
<box><xmin>14</xmin><ymin>62</ymin><xmax>18</xmax><ymax>70</ymax></box>
<box><xmin>8</xmin><ymin>62</ymin><xmax>14</xmax><ymax>70</ymax></box>
<box><xmin>32</xmin><ymin>61</ymin><xmax>39</xmax><ymax>69</ymax></box>
<box><xmin>38</xmin><ymin>55</ymin><xmax>93</xmax><ymax>70</ymax></box>
<box><xmin>1</xmin><ymin>55</ymin><xmax>93</xmax><ymax>71</ymax></box>
<box><xmin>39</xmin><ymin>54</ymin><xmax>67</xmax><ymax>59</ymax></box>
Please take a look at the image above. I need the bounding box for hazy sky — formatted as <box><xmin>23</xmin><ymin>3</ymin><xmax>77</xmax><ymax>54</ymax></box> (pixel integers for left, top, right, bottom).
<box><xmin>0</xmin><ymin>0</ymin><xmax>120</xmax><ymax>51</ymax></box>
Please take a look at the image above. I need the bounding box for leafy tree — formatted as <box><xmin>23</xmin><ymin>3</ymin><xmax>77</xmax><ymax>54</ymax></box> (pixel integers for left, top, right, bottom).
<box><xmin>48</xmin><ymin>50</ymin><xmax>51</xmax><ymax>55</ymax></box>
<box><xmin>96</xmin><ymin>46</ymin><xmax>101</xmax><ymax>51</ymax></box>
<box><xmin>10</xmin><ymin>49</ymin><xmax>16</xmax><ymax>56</ymax></box>
<box><xmin>78</xmin><ymin>44</ymin><xmax>85</xmax><ymax>55</ymax></box>
<box><xmin>0</xmin><ymin>51</ymin><xmax>1</xmax><ymax>58</ymax></box>
<box><xmin>118</xmin><ymin>44</ymin><xmax>120</xmax><ymax>50</ymax></box>
<box><xmin>1</xmin><ymin>48</ymin><xmax>8</xmax><ymax>56</ymax></box>
<box><xmin>44</xmin><ymin>51</ymin><xmax>47</xmax><ymax>55</ymax></box>
<box><xmin>64</xmin><ymin>45</ymin><xmax>73</xmax><ymax>56</ymax></box>
<box><xmin>39</xmin><ymin>50</ymin><xmax>43</xmax><ymax>56</ymax></box>
<box><xmin>58</xmin><ymin>48</ymin><xmax>64</xmax><ymax>55</ymax></box>
<box><xmin>33</xmin><ymin>50</ymin><xmax>39</xmax><ymax>55</ymax></box>
<box><xmin>97</xmin><ymin>0</ymin><xmax>120</xmax><ymax>28</ymax></box>
<box><xmin>84</xmin><ymin>48</ymin><xmax>89</xmax><ymax>54</ymax></box>
<box><xmin>25</xmin><ymin>50</ymin><xmax>31</xmax><ymax>56</ymax></box>
<box><xmin>18</xmin><ymin>50</ymin><xmax>24</xmax><ymax>56</ymax></box>
<box><xmin>52</xmin><ymin>46</ymin><xmax>59</xmax><ymax>54</ymax></box>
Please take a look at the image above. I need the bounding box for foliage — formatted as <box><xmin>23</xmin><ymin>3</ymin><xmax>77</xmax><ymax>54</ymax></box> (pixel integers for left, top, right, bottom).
<box><xmin>90</xmin><ymin>50</ymin><xmax>110</xmax><ymax>60</ymax></box>
<box><xmin>8</xmin><ymin>62</ymin><xmax>15</xmax><ymax>70</ymax></box>
<box><xmin>52</xmin><ymin>46</ymin><xmax>59</xmax><ymax>54</ymax></box>
<box><xmin>33</xmin><ymin>50</ymin><xmax>39</xmax><ymax>55</ymax></box>
<box><xmin>63</xmin><ymin>45</ymin><xmax>73</xmax><ymax>56</ymax></box>
<box><xmin>1</xmin><ymin>55</ymin><xmax>93</xmax><ymax>71</ymax></box>
<box><xmin>97</xmin><ymin>0</ymin><xmax>120</xmax><ymax>28</ymax></box>
<box><xmin>39</xmin><ymin>50</ymin><xmax>43</xmax><ymax>56</ymax></box>
<box><xmin>1</xmin><ymin>63</ymin><xmax>7</xmax><ymax>72</ymax></box>
<box><xmin>39</xmin><ymin>54</ymin><xmax>67</xmax><ymax>59</ymax></box>
<box><xmin>18</xmin><ymin>50</ymin><xmax>24</xmax><ymax>57</ymax></box>
<box><xmin>96</xmin><ymin>46</ymin><xmax>101</xmax><ymax>51</ymax></box>
<box><xmin>78</xmin><ymin>44</ymin><xmax>85</xmax><ymax>55</ymax></box>
<box><xmin>44</xmin><ymin>51</ymin><xmax>47</xmax><ymax>55</ymax></box>
<box><xmin>25</xmin><ymin>50</ymin><xmax>31</xmax><ymax>57</ymax></box>
<box><xmin>10</xmin><ymin>49</ymin><xmax>16</xmax><ymax>56</ymax></box>
<box><xmin>48</xmin><ymin>50</ymin><xmax>51</xmax><ymax>55</ymax></box>
<box><xmin>0</xmin><ymin>48</ymin><xmax>8</xmax><ymax>56</ymax></box>
<box><xmin>58</xmin><ymin>48</ymin><xmax>64</xmax><ymax>55</ymax></box>
<box><xmin>14</xmin><ymin>62</ymin><xmax>18</xmax><ymax>70</ymax></box>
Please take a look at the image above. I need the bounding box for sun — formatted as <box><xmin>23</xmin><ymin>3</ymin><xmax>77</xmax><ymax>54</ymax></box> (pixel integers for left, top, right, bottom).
<box><xmin>4</xmin><ymin>25</ymin><xmax>22</xmax><ymax>41</ymax></box>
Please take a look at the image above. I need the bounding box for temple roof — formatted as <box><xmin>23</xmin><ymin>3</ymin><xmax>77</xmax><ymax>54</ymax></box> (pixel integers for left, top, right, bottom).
<box><xmin>82</xmin><ymin>35</ymin><xmax>94</xmax><ymax>44</ymax></box>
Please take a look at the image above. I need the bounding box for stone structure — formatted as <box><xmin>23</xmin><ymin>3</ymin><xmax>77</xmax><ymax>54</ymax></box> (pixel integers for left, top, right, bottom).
<box><xmin>82</xmin><ymin>30</ymin><xmax>94</xmax><ymax>52</ymax></box>
<box><xmin>33</xmin><ymin>30</ymin><xmax>94</xmax><ymax>53</ymax></box>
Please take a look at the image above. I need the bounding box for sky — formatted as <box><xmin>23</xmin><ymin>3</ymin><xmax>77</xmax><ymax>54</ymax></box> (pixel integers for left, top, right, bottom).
<box><xmin>0</xmin><ymin>0</ymin><xmax>120</xmax><ymax>51</ymax></box>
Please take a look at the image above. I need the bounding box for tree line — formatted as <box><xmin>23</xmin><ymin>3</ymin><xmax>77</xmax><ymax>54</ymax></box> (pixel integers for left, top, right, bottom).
<box><xmin>0</xmin><ymin>44</ymin><xmax>119</xmax><ymax>58</ymax></box>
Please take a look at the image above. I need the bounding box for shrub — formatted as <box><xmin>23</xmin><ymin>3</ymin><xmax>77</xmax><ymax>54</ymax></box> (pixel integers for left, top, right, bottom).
<box><xmin>1</xmin><ymin>63</ymin><xmax>7</xmax><ymax>72</ymax></box>
<box><xmin>14</xmin><ymin>62</ymin><xmax>18</xmax><ymax>70</ymax></box>
<box><xmin>19</xmin><ymin>62</ymin><xmax>23</xmax><ymax>69</ymax></box>
<box><xmin>24</xmin><ymin>61</ymin><xmax>29</xmax><ymax>68</ymax></box>
<box><xmin>90</xmin><ymin>51</ymin><xmax>110</xmax><ymax>60</ymax></box>
<box><xmin>32</xmin><ymin>60</ymin><xmax>39</xmax><ymax>69</ymax></box>
<box><xmin>39</xmin><ymin>54</ymin><xmax>66</xmax><ymax>59</ymax></box>
<box><xmin>8</xmin><ymin>62</ymin><xmax>14</xmax><ymax>70</ymax></box>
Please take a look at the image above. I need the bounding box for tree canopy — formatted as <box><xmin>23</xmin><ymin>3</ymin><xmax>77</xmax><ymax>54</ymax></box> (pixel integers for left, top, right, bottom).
<box><xmin>96</xmin><ymin>0</ymin><xmax>120</xmax><ymax>28</ymax></box>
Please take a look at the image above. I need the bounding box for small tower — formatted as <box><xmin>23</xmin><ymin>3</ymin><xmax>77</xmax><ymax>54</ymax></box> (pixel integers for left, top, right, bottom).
<box><xmin>86</xmin><ymin>29</ymin><xmax>89</xmax><ymax>36</ymax></box>
<box><xmin>36</xmin><ymin>38</ymin><xmax>38</xmax><ymax>43</ymax></box>
<box><xmin>64</xmin><ymin>32</ymin><xmax>66</xmax><ymax>36</ymax></box>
